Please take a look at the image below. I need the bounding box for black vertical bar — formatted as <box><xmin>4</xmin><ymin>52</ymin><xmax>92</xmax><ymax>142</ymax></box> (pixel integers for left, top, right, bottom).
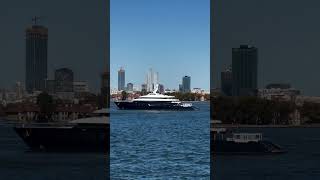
<box><xmin>105</xmin><ymin>0</ymin><xmax>110</xmax><ymax>179</ymax></box>
<box><xmin>210</xmin><ymin>0</ymin><xmax>214</xmax><ymax>179</ymax></box>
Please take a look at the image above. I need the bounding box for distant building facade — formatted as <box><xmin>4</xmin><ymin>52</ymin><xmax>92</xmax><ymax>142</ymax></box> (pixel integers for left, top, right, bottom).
<box><xmin>265</xmin><ymin>83</ymin><xmax>291</xmax><ymax>89</ymax></box>
<box><xmin>192</xmin><ymin>88</ymin><xmax>203</xmax><ymax>94</ymax></box>
<box><xmin>141</xmin><ymin>84</ymin><xmax>147</xmax><ymax>92</ymax></box>
<box><xmin>221</xmin><ymin>66</ymin><xmax>233</xmax><ymax>96</ymax></box>
<box><xmin>158</xmin><ymin>84</ymin><xmax>164</xmax><ymax>94</ymax></box>
<box><xmin>182</xmin><ymin>76</ymin><xmax>191</xmax><ymax>93</ymax></box>
<box><xmin>45</xmin><ymin>80</ymin><xmax>56</xmax><ymax>94</ymax></box>
<box><xmin>15</xmin><ymin>82</ymin><xmax>24</xmax><ymax>99</ymax></box>
<box><xmin>73</xmin><ymin>81</ymin><xmax>89</xmax><ymax>93</ymax></box>
<box><xmin>165</xmin><ymin>89</ymin><xmax>177</xmax><ymax>93</ymax></box>
<box><xmin>232</xmin><ymin>45</ymin><xmax>258</xmax><ymax>96</ymax></box>
<box><xmin>54</xmin><ymin>68</ymin><xmax>74</xmax><ymax>92</ymax></box>
<box><xmin>118</xmin><ymin>67</ymin><xmax>125</xmax><ymax>91</ymax></box>
<box><xmin>179</xmin><ymin>84</ymin><xmax>183</xmax><ymax>92</ymax></box>
<box><xmin>127</xmin><ymin>83</ymin><xmax>133</xmax><ymax>91</ymax></box>
<box><xmin>258</xmin><ymin>83</ymin><xmax>300</xmax><ymax>101</ymax></box>
<box><xmin>25</xmin><ymin>25</ymin><xmax>48</xmax><ymax>93</ymax></box>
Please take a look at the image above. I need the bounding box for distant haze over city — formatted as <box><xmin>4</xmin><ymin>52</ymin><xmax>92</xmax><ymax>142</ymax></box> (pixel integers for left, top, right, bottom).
<box><xmin>110</xmin><ymin>0</ymin><xmax>210</xmax><ymax>91</ymax></box>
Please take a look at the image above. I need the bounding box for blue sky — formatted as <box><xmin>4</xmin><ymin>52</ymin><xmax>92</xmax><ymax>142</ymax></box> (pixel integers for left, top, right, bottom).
<box><xmin>110</xmin><ymin>0</ymin><xmax>210</xmax><ymax>90</ymax></box>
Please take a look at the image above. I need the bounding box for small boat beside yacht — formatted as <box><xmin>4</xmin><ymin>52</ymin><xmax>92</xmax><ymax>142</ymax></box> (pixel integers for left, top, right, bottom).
<box><xmin>211</xmin><ymin>120</ymin><xmax>286</xmax><ymax>155</ymax></box>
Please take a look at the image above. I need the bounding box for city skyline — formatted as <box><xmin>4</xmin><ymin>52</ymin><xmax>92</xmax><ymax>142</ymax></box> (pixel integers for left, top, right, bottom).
<box><xmin>113</xmin><ymin>66</ymin><xmax>199</xmax><ymax>92</ymax></box>
<box><xmin>0</xmin><ymin>0</ymin><xmax>107</xmax><ymax>92</ymax></box>
<box><xmin>3</xmin><ymin>0</ymin><xmax>320</xmax><ymax>96</ymax></box>
<box><xmin>110</xmin><ymin>0</ymin><xmax>210</xmax><ymax>91</ymax></box>
<box><xmin>2</xmin><ymin>20</ymin><xmax>101</xmax><ymax>95</ymax></box>
<box><xmin>212</xmin><ymin>0</ymin><xmax>320</xmax><ymax>96</ymax></box>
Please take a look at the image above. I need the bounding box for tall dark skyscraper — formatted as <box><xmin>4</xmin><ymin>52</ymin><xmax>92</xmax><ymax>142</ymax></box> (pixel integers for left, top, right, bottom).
<box><xmin>25</xmin><ymin>20</ymin><xmax>48</xmax><ymax>93</ymax></box>
<box><xmin>118</xmin><ymin>67</ymin><xmax>125</xmax><ymax>91</ymax></box>
<box><xmin>232</xmin><ymin>45</ymin><xmax>258</xmax><ymax>96</ymax></box>
<box><xmin>221</xmin><ymin>66</ymin><xmax>232</xmax><ymax>96</ymax></box>
<box><xmin>182</xmin><ymin>76</ymin><xmax>191</xmax><ymax>93</ymax></box>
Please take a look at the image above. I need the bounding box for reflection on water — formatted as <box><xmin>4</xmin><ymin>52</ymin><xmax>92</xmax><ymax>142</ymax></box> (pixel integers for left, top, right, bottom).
<box><xmin>110</xmin><ymin>101</ymin><xmax>210</xmax><ymax>179</ymax></box>
<box><xmin>0</xmin><ymin>120</ymin><xmax>108</xmax><ymax>180</ymax></box>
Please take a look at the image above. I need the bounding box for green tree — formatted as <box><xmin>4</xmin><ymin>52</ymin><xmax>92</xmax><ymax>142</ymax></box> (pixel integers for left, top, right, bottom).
<box><xmin>121</xmin><ymin>91</ymin><xmax>128</xmax><ymax>100</ymax></box>
<box><xmin>141</xmin><ymin>89</ymin><xmax>148</xmax><ymax>95</ymax></box>
<box><xmin>96</xmin><ymin>94</ymin><xmax>105</xmax><ymax>109</ymax></box>
<box><xmin>100</xmin><ymin>87</ymin><xmax>109</xmax><ymax>108</ymax></box>
<box><xmin>301</xmin><ymin>102</ymin><xmax>320</xmax><ymax>124</ymax></box>
<box><xmin>212</xmin><ymin>96</ymin><xmax>296</xmax><ymax>125</ymax></box>
<box><xmin>37</xmin><ymin>92</ymin><xmax>54</xmax><ymax>122</ymax></box>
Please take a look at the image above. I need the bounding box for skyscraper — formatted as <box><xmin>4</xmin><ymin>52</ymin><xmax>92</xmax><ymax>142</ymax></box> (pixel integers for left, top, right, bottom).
<box><xmin>146</xmin><ymin>68</ymin><xmax>152</xmax><ymax>92</ymax></box>
<box><xmin>232</xmin><ymin>45</ymin><xmax>258</xmax><ymax>96</ymax></box>
<box><xmin>182</xmin><ymin>76</ymin><xmax>191</xmax><ymax>93</ymax></box>
<box><xmin>118</xmin><ymin>67</ymin><xmax>125</xmax><ymax>91</ymax></box>
<box><xmin>25</xmin><ymin>20</ymin><xmax>48</xmax><ymax>93</ymax></box>
<box><xmin>146</xmin><ymin>68</ymin><xmax>159</xmax><ymax>92</ymax></box>
<box><xmin>221</xmin><ymin>66</ymin><xmax>232</xmax><ymax>96</ymax></box>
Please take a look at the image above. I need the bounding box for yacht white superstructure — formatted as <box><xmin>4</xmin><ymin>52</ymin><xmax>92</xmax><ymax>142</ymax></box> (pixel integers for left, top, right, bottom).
<box><xmin>115</xmin><ymin>84</ymin><xmax>194</xmax><ymax>110</ymax></box>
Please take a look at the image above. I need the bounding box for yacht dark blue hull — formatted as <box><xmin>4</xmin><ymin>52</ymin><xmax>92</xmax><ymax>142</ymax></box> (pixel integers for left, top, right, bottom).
<box><xmin>114</xmin><ymin>101</ymin><xmax>195</xmax><ymax>110</ymax></box>
<box><xmin>14</xmin><ymin>125</ymin><xmax>109</xmax><ymax>152</ymax></box>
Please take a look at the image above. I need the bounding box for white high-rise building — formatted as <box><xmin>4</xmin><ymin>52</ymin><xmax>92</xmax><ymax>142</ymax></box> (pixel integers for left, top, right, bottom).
<box><xmin>154</xmin><ymin>72</ymin><xmax>159</xmax><ymax>85</ymax></box>
<box><xmin>146</xmin><ymin>68</ymin><xmax>152</xmax><ymax>92</ymax></box>
<box><xmin>15</xmin><ymin>81</ymin><xmax>24</xmax><ymax>99</ymax></box>
<box><xmin>145</xmin><ymin>68</ymin><xmax>159</xmax><ymax>92</ymax></box>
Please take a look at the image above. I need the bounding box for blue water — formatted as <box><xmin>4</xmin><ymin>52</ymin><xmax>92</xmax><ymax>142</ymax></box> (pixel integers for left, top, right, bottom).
<box><xmin>110</xmin><ymin>101</ymin><xmax>210</xmax><ymax>179</ymax></box>
<box><xmin>212</xmin><ymin>128</ymin><xmax>320</xmax><ymax>180</ymax></box>
<box><xmin>2</xmin><ymin>102</ymin><xmax>319</xmax><ymax>179</ymax></box>
<box><xmin>0</xmin><ymin>120</ymin><xmax>108</xmax><ymax>180</ymax></box>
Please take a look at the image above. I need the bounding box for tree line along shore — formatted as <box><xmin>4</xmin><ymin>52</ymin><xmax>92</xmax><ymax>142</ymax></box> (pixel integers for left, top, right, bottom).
<box><xmin>211</xmin><ymin>96</ymin><xmax>320</xmax><ymax>125</ymax></box>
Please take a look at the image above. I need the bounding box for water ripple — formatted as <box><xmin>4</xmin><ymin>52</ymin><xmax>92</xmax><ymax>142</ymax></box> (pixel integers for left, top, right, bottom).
<box><xmin>110</xmin><ymin>102</ymin><xmax>210</xmax><ymax>179</ymax></box>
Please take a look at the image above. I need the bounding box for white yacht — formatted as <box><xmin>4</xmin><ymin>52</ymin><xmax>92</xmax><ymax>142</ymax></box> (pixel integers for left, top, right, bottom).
<box><xmin>114</xmin><ymin>84</ymin><xmax>194</xmax><ymax>110</ymax></box>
